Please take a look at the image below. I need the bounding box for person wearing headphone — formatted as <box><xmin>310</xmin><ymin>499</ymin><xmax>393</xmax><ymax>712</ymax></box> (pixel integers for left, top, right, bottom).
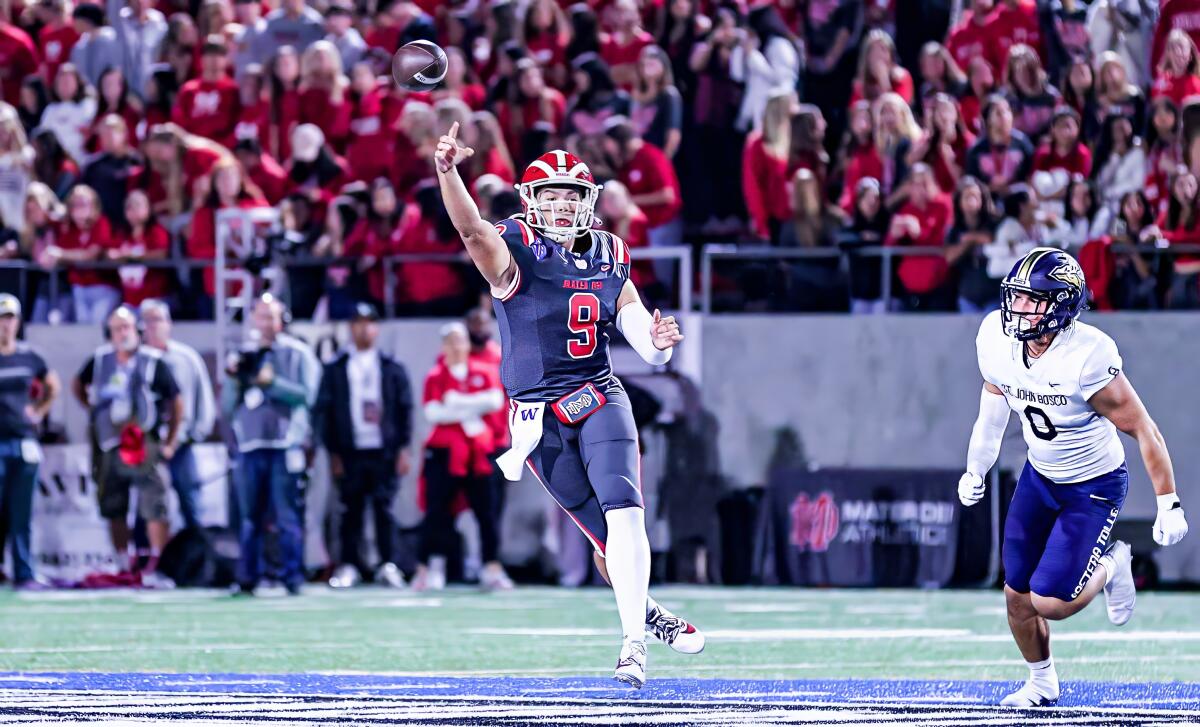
<box><xmin>73</xmin><ymin>305</ymin><xmax>183</xmax><ymax>587</ymax></box>
<box><xmin>221</xmin><ymin>294</ymin><xmax>321</xmax><ymax>596</ymax></box>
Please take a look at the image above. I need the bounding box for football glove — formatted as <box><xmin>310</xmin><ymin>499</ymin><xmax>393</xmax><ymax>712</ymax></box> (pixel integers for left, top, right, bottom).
<box><xmin>1153</xmin><ymin>494</ymin><xmax>1188</xmax><ymax>547</ymax></box>
<box><xmin>958</xmin><ymin>472</ymin><xmax>985</xmax><ymax>507</ymax></box>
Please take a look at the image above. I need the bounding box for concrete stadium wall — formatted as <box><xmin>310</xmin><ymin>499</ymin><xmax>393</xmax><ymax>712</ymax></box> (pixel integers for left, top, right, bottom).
<box><xmin>24</xmin><ymin>312</ymin><xmax>1200</xmax><ymax>581</ymax></box>
<box><xmin>699</xmin><ymin>313</ymin><xmax>1200</xmax><ymax>581</ymax></box>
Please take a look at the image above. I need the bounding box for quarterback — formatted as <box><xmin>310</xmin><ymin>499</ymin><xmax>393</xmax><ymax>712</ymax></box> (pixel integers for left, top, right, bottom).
<box><xmin>959</xmin><ymin>248</ymin><xmax>1189</xmax><ymax>707</ymax></box>
<box><xmin>433</xmin><ymin>123</ymin><xmax>703</xmax><ymax>688</ymax></box>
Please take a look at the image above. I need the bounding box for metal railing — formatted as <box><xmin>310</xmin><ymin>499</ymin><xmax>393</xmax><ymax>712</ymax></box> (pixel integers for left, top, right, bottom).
<box><xmin>698</xmin><ymin>242</ymin><xmax>1200</xmax><ymax>314</ymax></box>
<box><xmin>8</xmin><ymin>242</ymin><xmax>1200</xmax><ymax>318</ymax></box>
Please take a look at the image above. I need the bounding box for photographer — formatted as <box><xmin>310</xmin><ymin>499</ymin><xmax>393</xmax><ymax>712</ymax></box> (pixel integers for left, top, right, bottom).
<box><xmin>73</xmin><ymin>306</ymin><xmax>183</xmax><ymax>585</ymax></box>
<box><xmin>221</xmin><ymin>294</ymin><xmax>321</xmax><ymax>596</ymax></box>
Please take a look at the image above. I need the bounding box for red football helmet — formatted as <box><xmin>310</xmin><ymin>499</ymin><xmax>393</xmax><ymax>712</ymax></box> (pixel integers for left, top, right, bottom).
<box><xmin>517</xmin><ymin>150</ymin><xmax>601</xmax><ymax>241</ymax></box>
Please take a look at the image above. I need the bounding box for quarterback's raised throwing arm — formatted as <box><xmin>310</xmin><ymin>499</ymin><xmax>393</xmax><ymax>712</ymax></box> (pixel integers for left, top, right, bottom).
<box><xmin>434</xmin><ymin>121</ymin><xmax>517</xmax><ymax>294</ymax></box>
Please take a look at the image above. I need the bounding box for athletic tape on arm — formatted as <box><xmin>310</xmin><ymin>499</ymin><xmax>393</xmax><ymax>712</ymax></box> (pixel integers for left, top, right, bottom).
<box><xmin>616</xmin><ymin>302</ymin><xmax>672</xmax><ymax>366</ymax></box>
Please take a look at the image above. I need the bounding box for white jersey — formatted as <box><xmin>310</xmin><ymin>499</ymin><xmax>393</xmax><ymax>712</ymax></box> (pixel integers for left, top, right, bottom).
<box><xmin>976</xmin><ymin>310</ymin><xmax>1125</xmax><ymax>483</ymax></box>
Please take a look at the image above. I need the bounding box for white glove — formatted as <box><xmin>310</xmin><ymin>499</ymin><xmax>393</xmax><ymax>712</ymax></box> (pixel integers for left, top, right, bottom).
<box><xmin>958</xmin><ymin>472</ymin><xmax>985</xmax><ymax>507</ymax></box>
<box><xmin>1153</xmin><ymin>494</ymin><xmax>1188</xmax><ymax>546</ymax></box>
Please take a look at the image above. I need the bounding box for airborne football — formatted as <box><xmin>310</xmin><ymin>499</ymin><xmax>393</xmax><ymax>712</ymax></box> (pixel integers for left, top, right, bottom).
<box><xmin>0</xmin><ymin>0</ymin><xmax>1198</xmax><ymax>725</ymax></box>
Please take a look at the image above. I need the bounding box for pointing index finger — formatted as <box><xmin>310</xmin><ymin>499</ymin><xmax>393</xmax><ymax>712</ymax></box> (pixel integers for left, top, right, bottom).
<box><xmin>448</xmin><ymin>121</ymin><xmax>460</xmax><ymax>141</ymax></box>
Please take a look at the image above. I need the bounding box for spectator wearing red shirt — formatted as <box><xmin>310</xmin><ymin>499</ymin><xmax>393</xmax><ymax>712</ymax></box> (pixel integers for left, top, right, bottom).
<box><xmin>88</xmin><ymin>68</ymin><xmax>143</xmax><ymax>157</ymax></box>
<box><xmin>431</xmin><ymin>47</ymin><xmax>487</xmax><ymax>110</ymax></box>
<box><xmin>945</xmin><ymin>0</ymin><xmax>994</xmax><ymax>81</ymax></box>
<box><xmin>1033</xmin><ymin>107</ymin><xmax>1092</xmax><ymax>180</ymax></box>
<box><xmin>234</xmin><ymin>137</ymin><xmax>289</xmax><ymax>205</ymax></box>
<box><xmin>343</xmin><ymin>178</ymin><xmax>403</xmax><ymax>306</ymax></box>
<box><xmin>34</xmin><ymin>0</ymin><xmax>78</xmax><ymax>89</ymax></box>
<box><xmin>1152</xmin><ymin>0</ymin><xmax>1200</xmax><ymax>76</ymax></box>
<box><xmin>415</xmin><ymin>323</ymin><xmax>507</xmax><ymax>592</ymax></box>
<box><xmin>1158</xmin><ymin>171</ymin><xmax>1200</xmax><ymax>308</ymax></box>
<box><xmin>742</xmin><ymin>91</ymin><xmax>794</xmax><ymax>241</ymax></box>
<box><xmin>988</xmin><ymin>0</ymin><xmax>1044</xmax><ymax>70</ymax></box>
<box><xmin>523</xmin><ymin>0</ymin><xmax>571</xmax><ymax>88</ymax></box>
<box><xmin>109</xmin><ymin>190</ymin><xmax>171</xmax><ymax>306</ymax></box>
<box><xmin>173</xmin><ymin>35</ymin><xmax>241</xmax><ymax>148</ymax></box>
<box><xmin>391</xmin><ymin>101</ymin><xmax>437</xmax><ymax>199</ymax></box>
<box><xmin>849</xmin><ymin>29</ymin><xmax>914</xmax><ymax>107</ymax></box>
<box><xmin>960</xmin><ymin>56</ymin><xmax>997</xmax><ymax>136</ymax></box>
<box><xmin>140</xmin><ymin>123</ymin><xmax>229</xmax><ymax>219</ymax></box>
<box><xmin>886</xmin><ymin>163</ymin><xmax>955</xmax><ymax>310</ymax></box>
<box><xmin>1151</xmin><ymin>29</ymin><xmax>1200</xmax><ymax>110</ymax></box>
<box><xmin>394</xmin><ymin>181</ymin><xmax>468</xmax><ymax>315</ymax></box>
<box><xmin>140</xmin><ymin>65</ymin><xmax>178</xmax><ymax>143</ymax></box>
<box><xmin>838</xmin><ymin>100</ymin><xmax>885</xmax><ymax>212</ymax></box>
<box><xmin>0</xmin><ymin>18</ymin><xmax>39</xmax><ymax>106</ymax></box>
<box><xmin>187</xmin><ymin>159</ymin><xmax>268</xmax><ymax>301</ymax></box>
<box><xmin>298</xmin><ymin>40</ymin><xmax>351</xmax><ymax>152</ymax></box>
<box><xmin>161</xmin><ymin>13</ymin><xmax>202</xmax><ymax>84</ymax></box>
<box><xmin>1144</xmin><ymin>97</ymin><xmax>1183</xmax><ymax>215</ymax></box>
<box><xmin>604</xmin><ymin>116</ymin><xmax>681</xmax><ymax>249</ymax></box>
<box><xmin>342</xmin><ymin>64</ymin><xmax>392</xmax><ymax>184</ymax></box>
<box><xmin>465</xmin><ymin>307</ymin><xmax>509</xmax><ymax>453</ymax></box>
<box><xmin>234</xmin><ymin>64</ymin><xmax>270</xmax><ymax>153</ymax></box>
<box><xmin>906</xmin><ymin>93</ymin><xmax>974</xmax><ymax>194</ymax></box>
<box><xmin>266</xmin><ymin>46</ymin><xmax>301</xmax><ymax>161</ymax></box>
<box><xmin>49</xmin><ymin>185</ymin><xmax>118</xmax><ymax>323</ymax></box>
<box><xmin>600</xmin><ymin>0</ymin><xmax>654</xmax><ymax>90</ymax></box>
<box><xmin>496</xmin><ymin>60</ymin><xmax>567</xmax><ymax>165</ymax></box>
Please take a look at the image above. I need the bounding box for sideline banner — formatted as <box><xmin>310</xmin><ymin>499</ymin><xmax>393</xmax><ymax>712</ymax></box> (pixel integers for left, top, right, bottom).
<box><xmin>757</xmin><ymin>468</ymin><xmax>960</xmax><ymax>587</ymax></box>
<box><xmin>19</xmin><ymin>444</ymin><xmax>230</xmax><ymax>583</ymax></box>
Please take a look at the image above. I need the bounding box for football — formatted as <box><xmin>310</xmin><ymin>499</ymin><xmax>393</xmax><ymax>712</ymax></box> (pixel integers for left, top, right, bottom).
<box><xmin>392</xmin><ymin>39</ymin><xmax>448</xmax><ymax>91</ymax></box>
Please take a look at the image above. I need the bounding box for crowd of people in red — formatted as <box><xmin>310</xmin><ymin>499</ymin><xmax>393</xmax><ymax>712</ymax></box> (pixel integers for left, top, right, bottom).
<box><xmin>0</xmin><ymin>0</ymin><xmax>1199</xmax><ymax>319</ymax></box>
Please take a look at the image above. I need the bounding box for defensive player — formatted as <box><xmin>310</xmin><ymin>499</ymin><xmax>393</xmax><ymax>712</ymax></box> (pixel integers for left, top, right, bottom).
<box><xmin>434</xmin><ymin>123</ymin><xmax>703</xmax><ymax>688</ymax></box>
<box><xmin>959</xmin><ymin>248</ymin><xmax>1188</xmax><ymax>706</ymax></box>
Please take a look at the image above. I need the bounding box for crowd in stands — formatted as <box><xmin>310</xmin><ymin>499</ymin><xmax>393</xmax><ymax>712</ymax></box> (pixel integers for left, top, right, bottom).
<box><xmin>0</xmin><ymin>0</ymin><xmax>1199</xmax><ymax>317</ymax></box>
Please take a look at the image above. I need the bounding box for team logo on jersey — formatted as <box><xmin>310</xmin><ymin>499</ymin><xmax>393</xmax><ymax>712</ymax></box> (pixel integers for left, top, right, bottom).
<box><xmin>531</xmin><ymin>242</ymin><xmax>548</xmax><ymax>260</ymax></box>
<box><xmin>1048</xmin><ymin>259</ymin><xmax>1084</xmax><ymax>290</ymax></box>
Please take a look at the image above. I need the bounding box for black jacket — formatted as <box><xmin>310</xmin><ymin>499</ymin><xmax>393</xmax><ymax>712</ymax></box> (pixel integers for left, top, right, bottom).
<box><xmin>316</xmin><ymin>350</ymin><xmax>413</xmax><ymax>458</ymax></box>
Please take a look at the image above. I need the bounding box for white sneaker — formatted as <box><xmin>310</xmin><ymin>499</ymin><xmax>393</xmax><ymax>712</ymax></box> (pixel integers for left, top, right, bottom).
<box><xmin>1000</xmin><ymin>678</ymin><xmax>1059</xmax><ymax>707</ymax></box>
<box><xmin>646</xmin><ymin>603</ymin><xmax>705</xmax><ymax>654</ymax></box>
<box><xmin>140</xmin><ymin>571</ymin><xmax>175</xmax><ymax>590</ymax></box>
<box><xmin>614</xmin><ymin>639</ymin><xmax>647</xmax><ymax>689</ymax></box>
<box><xmin>480</xmin><ymin>564</ymin><xmax>514</xmax><ymax>592</ymax></box>
<box><xmin>328</xmin><ymin>564</ymin><xmax>361</xmax><ymax>589</ymax></box>
<box><xmin>376</xmin><ymin>563</ymin><xmax>407</xmax><ymax>589</ymax></box>
<box><xmin>1101</xmin><ymin>540</ymin><xmax>1136</xmax><ymax>626</ymax></box>
<box><xmin>412</xmin><ymin>564</ymin><xmax>446</xmax><ymax>592</ymax></box>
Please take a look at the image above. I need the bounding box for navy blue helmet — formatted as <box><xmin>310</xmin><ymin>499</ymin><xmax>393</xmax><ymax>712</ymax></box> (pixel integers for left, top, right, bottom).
<box><xmin>1000</xmin><ymin>247</ymin><xmax>1088</xmax><ymax>341</ymax></box>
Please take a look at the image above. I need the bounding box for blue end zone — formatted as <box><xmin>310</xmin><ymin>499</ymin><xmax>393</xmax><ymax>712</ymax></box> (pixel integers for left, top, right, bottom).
<box><xmin>0</xmin><ymin>672</ymin><xmax>1197</xmax><ymax>711</ymax></box>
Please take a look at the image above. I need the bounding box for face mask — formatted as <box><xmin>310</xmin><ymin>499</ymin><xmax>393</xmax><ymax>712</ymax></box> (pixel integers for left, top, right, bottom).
<box><xmin>469</xmin><ymin>331</ymin><xmax>490</xmax><ymax>347</ymax></box>
<box><xmin>118</xmin><ymin>334</ymin><xmax>139</xmax><ymax>353</ymax></box>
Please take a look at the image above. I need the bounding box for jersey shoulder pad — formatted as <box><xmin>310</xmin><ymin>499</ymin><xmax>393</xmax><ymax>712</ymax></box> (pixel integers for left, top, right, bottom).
<box><xmin>494</xmin><ymin>215</ymin><xmax>536</xmax><ymax>248</ymax></box>
<box><xmin>1075</xmin><ymin>323</ymin><xmax>1123</xmax><ymax>399</ymax></box>
<box><xmin>597</xmin><ymin>230</ymin><xmax>631</xmax><ymax>265</ymax></box>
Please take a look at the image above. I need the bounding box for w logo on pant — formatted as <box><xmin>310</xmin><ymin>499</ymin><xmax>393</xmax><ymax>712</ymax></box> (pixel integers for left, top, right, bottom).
<box><xmin>520</xmin><ymin>409</ymin><xmax>538</xmax><ymax>421</ymax></box>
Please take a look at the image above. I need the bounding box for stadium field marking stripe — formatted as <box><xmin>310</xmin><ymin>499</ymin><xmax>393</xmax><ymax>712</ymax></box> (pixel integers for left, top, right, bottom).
<box><xmin>465</xmin><ymin>627</ymin><xmax>974</xmax><ymax>640</ymax></box>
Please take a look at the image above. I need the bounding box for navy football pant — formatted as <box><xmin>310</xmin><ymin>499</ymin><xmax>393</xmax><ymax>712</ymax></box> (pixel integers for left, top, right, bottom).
<box><xmin>1003</xmin><ymin>461</ymin><xmax>1128</xmax><ymax>602</ymax></box>
<box><xmin>527</xmin><ymin>386</ymin><xmax>644</xmax><ymax>557</ymax></box>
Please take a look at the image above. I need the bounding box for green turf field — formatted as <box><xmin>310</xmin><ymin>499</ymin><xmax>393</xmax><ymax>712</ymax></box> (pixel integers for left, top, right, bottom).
<box><xmin>2</xmin><ymin>586</ymin><xmax>1197</xmax><ymax>682</ymax></box>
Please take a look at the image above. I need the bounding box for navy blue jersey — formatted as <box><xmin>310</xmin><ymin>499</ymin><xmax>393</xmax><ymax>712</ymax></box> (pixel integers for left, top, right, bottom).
<box><xmin>491</xmin><ymin>215</ymin><xmax>632</xmax><ymax>402</ymax></box>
